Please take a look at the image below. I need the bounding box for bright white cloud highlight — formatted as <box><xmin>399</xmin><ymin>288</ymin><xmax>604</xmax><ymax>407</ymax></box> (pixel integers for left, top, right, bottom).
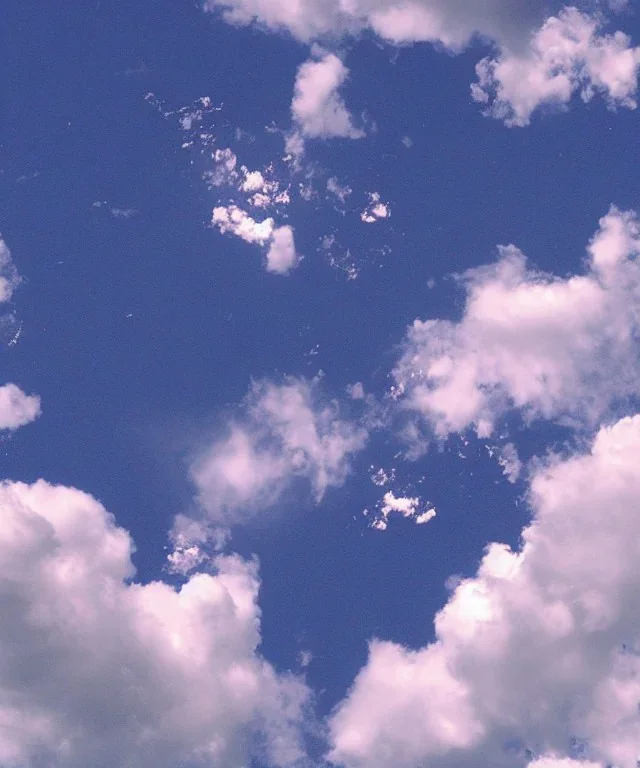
<box><xmin>393</xmin><ymin>206</ymin><xmax>640</xmax><ymax>440</ymax></box>
<box><xmin>289</xmin><ymin>48</ymin><xmax>363</xmax><ymax>153</ymax></box>
<box><xmin>361</xmin><ymin>192</ymin><xmax>390</xmax><ymax>223</ymax></box>
<box><xmin>211</xmin><ymin>206</ymin><xmax>299</xmax><ymax>275</ymax></box>
<box><xmin>0</xmin><ymin>383</ymin><xmax>41</xmax><ymax>430</ymax></box>
<box><xmin>212</xmin><ymin>204</ymin><xmax>275</xmax><ymax>245</ymax></box>
<box><xmin>266</xmin><ymin>225</ymin><xmax>298</xmax><ymax>274</ymax></box>
<box><xmin>330</xmin><ymin>414</ymin><xmax>640</xmax><ymax>768</ymax></box>
<box><xmin>367</xmin><ymin>491</ymin><xmax>436</xmax><ymax>531</ymax></box>
<box><xmin>190</xmin><ymin>377</ymin><xmax>368</xmax><ymax>526</ymax></box>
<box><xmin>472</xmin><ymin>7</ymin><xmax>640</xmax><ymax>126</ymax></box>
<box><xmin>0</xmin><ymin>479</ymin><xmax>309</xmax><ymax>768</ymax></box>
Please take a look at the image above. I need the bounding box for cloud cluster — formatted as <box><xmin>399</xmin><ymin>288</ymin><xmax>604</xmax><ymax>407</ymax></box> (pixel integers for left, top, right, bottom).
<box><xmin>360</xmin><ymin>192</ymin><xmax>390</xmax><ymax>224</ymax></box>
<box><xmin>329</xmin><ymin>414</ymin><xmax>640</xmax><ymax>768</ymax></box>
<box><xmin>393</xmin><ymin>206</ymin><xmax>640</xmax><ymax>441</ymax></box>
<box><xmin>190</xmin><ymin>377</ymin><xmax>369</xmax><ymax>527</ymax></box>
<box><xmin>204</xmin><ymin>1</ymin><xmax>640</xmax><ymax>127</ymax></box>
<box><xmin>0</xmin><ymin>479</ymin><xmax>308</xmax><ymax>768</ymax></box>
<box><xmin>472</xmin><ymin>7</ymin><xmax>640</xmax><ymax>126</ymax></box>
<box><xmin>366</xmin><ymin>491</ymin><xmax>436</xmax><ymax>531</ymax></box>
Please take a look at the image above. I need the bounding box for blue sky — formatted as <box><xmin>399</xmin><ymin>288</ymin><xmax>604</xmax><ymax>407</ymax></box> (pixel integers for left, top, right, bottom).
<box><xmin>2</xmin><ymin>1</ymin><xmax>640</xmax><ymax>767</ymax></box>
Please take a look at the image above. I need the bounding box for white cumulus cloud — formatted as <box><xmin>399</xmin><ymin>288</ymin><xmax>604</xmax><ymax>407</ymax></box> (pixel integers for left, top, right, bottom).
<box><xmin>367</xmin><ymin>491</ymin><xmax>436</xmax><ymax>531</ymax></box>
<box><xmin>287</xmin><ymin>47</ymin><xmax>363</xmax><ymax>156</ymax></box>
<box><xmin>0</xmin><ymin>479</ymin><xmax>309</xmax><ymax>768</ymax></box>
<box><xmin>472</xmin><ymin>7</ymin><xmax>640</xmax><ymax>126</ymax></box>
<box><xmin>190</xmin><ymin>377</ymin><xmax>368</xmax><ymax>527</ymax></box>
<box><xmin>211</xmin><ymin>206</ymin><xmax>299</xmax><ymax>275</ymax></box>
<box><xmin>393</xmin><ymin>206</ymin><xmax>640</xmax><ymax>441</ymax></box>
<box><xmin>203</xmin><ymin>0</ymin><xmax>546</xmax><ymax>50</ymax></box>
<box><xmin>0</xmin><ymin>383</ymin><xmax>41</xmax><ymax>430</ymax></box>
<box><xmin>266</xmin><ymin>225</ymin><xmax>298</xmax><ymax>274</ymax></box>
<box><xmin>329</xmin><ymin>414</ymin><xmax>640</xmax><ymax>768</ymax></box>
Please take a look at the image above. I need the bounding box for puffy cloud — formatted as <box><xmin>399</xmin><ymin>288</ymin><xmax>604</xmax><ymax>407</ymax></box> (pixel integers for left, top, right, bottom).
<box><xmin>203</xmin><ymin>2</ymin><xmax>639</xmax><ymax>125</ymax></box>
<box><xmin>291</xmin><ymin>49</ymin><xmax>363</xmax><ymax>140</ymax></box>
<box><xmin>202</xmin><ymin>0</ymin><xmax>545</xmax><ymax>49</ymax></box>
<box><xmin>366</xmin><ymin>491</ymin><xmax>436</xmax><ymax>531</ymax></box>
<box><xmin>287</xmin><ymin>48</ymin><xmax>364</xmax><ymax>157</ymax></box>
<box><xmin>190</xmin><ymin>377</ymin><xmax>368</xmax><ymax>527</ymax></box>
<box><xmin>360</xmin><ymin>192</ymin><xmax>390</xmax><ymax>223</ymax></box>
<box><xmin>211</xmin><ymin>206</ymin><xmax>299</xmax><ymax>275</ymax></box>
<box><xmin>0</xmin><ymin>383</ymin><xmax>41</xmax><ymax>430</ymax></box>
<box><xmin>393</xmin><ymin>206</ymin><xmax>640</xmax><ymax>441</ymax></box>
<box><xmin>212</xmin><ymin>204</ymin><xmax>275</xmax><ymax>245</ymax></box>
<box><xmin>0</xmin><ymin>479</ymin><xmax>308</xmax><ymax>768</ymax></box>
<box><xmin>329</xmin><ymin>414</ymin><xmax>640</xmax><ymax>768</ymax></box>
<box><xmin>472</xmin><ymin>7</ymin><xmax>640</xmax><ymax>126</ymax></box>
<box><xmin>266</xmin><ymin>225</ymin><xmax>298</xmax><ymax>274</ymax></box>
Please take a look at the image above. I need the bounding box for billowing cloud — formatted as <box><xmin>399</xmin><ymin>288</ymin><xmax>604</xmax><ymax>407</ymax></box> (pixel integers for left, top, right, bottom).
<box><xmin>0</xmin><ymin>479</ymin><xmax>308</xmax><ymax>768</ymax></box>
<box><xmin>190</xmin><ymin>376</ymin><xmax>368</xmax><ymax>527</ymax></box>
<box><xmin>329</xmin><ymin>414</ymin><xmax>640</xmax><ymax>768</ymax></box>
<box><xmin>472</xmin><ymin>7</ymin><xmax>640</xmax><ymax>126</ymax></box>
<box><xmin>203</xmin><ymin>2</ymin><xmax>639</xmax><ymax>126</ymax></box>
<box><xmin>202</xmin><ymin>0</ymin><xmax>546</xmax><ymax>49</ymax></box>
<box><xmin>290</xmin><ymin>48</ymin><xmax>363</xmax><ymax>140</ymax></box>
<box><xmin>0</xmin><ymin>383</ymin><xmax>41</xmax><ymax>430</ymax></box>
<box><xmin>393</xmin><ymin>206</ymin><xmax>640</xmax><ymax>441</ymax></box>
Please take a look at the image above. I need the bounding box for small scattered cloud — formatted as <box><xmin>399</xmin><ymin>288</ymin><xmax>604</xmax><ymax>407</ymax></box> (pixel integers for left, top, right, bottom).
<box><xmin>92</xmin><ymin>201</ymin><xmax>138</xmax><ymax>219</ymax></box>
<box><xmin>327</xmin><ymin>177</ymin><xmax>352</xmax><ymax>203</ymax></box>
<box><xmin>365</xmin><ymin>491</ymin><xmax>436</xmax><ymax>531</ymax></box>
<box><xmin>211</xmin><ymin>205</ymin><xmax>299</xmax><ymax>275</ymax></box>
<box><xmin>361</xmin><ymin>192</ymin><xmax>390</xmax><ymax>223</ymax></box>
